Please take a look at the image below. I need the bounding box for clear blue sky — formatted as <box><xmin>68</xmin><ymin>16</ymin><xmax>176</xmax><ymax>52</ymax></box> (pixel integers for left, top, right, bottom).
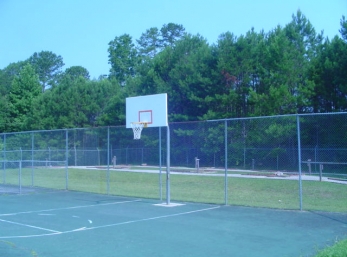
<box><xmin>1</xmin><ymin>0</ymin><xmax>346</xmax><ymax>79</ymax></box>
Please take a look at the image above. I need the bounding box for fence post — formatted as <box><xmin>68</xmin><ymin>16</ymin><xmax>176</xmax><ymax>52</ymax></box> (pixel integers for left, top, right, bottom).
<box><xmin>224</xmin><ymin>119</ymin><xmax>228</xmax><ymax>205</ymax></box>
<box><xmin>141</xmin><ymin>148</ymin><xmax>144</xmax><ymax>164</ymax></box>
<box><xmin>126</xmin><ymin>147</ymin><xmax>128</xmax><ymax>165</ymax></box>
<box><xmin>107</xmin><ymin>127</ymin><xmax>110</xmax><ymax>194</ymax></box>
<box><xmin>166</xmin><ymin>125</ymin><xmax>171</xmax><ymax>205</ymax></box>
<box><xmin>19</xmin><ymin>160</ymin><xmax>22</xmax><ymax>194</ymax></box>
<box><xmin>296</xmin><ymin>115</ymin><xmax>303</xmax><ymax>211</ymax></box>
<box><xmin>31</xmin><ymin>132</ymin><xmax>34</xmax><ymax>186</ymax></box>
<box><xmin>65</xmin><ymin>129</ymin><xmax>69</xmax><ymax>190</ymax></box>
<box><xmin>74</xmin><ymin>145</ymin><xmax>77</xmax><ymax>166</ymax></box>
<box><xmin>97</xmin><ymin>148</ymin><xmax>100</xmax><ymax>166</ymax></box>
<box><xmin>3</xmin><ymin>134</ymin><xmax>6</xmax><ymax>184</ymax></box>
<box><xmin>314</xmin><ymin>146</ymin><xmax>318</xmax><ymax>173</ymax></box>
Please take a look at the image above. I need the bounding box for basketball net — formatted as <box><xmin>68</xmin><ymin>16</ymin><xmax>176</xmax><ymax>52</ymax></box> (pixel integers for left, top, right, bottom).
<box><xmin>131</xmin><ymin>122</ymin><xmax>147</xmax><ymax>139</ymax></box>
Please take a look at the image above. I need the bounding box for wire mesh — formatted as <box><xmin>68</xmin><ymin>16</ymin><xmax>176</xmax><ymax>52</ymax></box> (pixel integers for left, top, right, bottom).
<box><xmin>0</xmin><ymin>113</ymin><xmax>346</xmax><ymax>210</ymax></box>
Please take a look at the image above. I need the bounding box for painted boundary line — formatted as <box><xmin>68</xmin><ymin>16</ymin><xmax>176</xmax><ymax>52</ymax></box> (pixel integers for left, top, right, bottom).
<box><xmin>0</xmin><ymin>205</ymin><xmax>220</xmax><ymax>239</ymax></box>
<box><xmin>0</xmin><ymin>219</ymin><xmax>60</xmax><ymax>233</ymax></box>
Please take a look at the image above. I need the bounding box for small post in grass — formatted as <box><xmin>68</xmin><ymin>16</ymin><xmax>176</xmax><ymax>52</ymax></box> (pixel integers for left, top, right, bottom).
<box><xmin>195</xmin><ymin>157</ymin><xmax>200</xmax><ymax>173</ymax></box>
<box><xmin>319</xmin><ymin>164</ymin><xmax>323</xmax><ymax>182</ymax></box>
<box><xmin>307</xmin><ymin>159</ymin><xmax>312</xmax><ymax>174</ymax></box>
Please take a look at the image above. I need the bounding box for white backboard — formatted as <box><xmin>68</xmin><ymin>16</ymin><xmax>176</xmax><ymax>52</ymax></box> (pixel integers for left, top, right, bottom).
<box><xmin>126</xmin><ymin>93</ymin><xmax>168</xmax><ymax>128</ymax></box>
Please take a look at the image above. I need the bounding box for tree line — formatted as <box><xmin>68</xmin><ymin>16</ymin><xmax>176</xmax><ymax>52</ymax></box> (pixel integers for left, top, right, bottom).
<box><xmin>1</xmin><ymin>10</ymin><xmax>346</xmax><ymax>133</ymax></box>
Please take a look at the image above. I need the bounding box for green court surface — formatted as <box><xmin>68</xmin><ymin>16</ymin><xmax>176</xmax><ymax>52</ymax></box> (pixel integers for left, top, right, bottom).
<box><xmin>0</xmin><ymin>191</ymin><xmax>346</xmax><ymax>257</ymax></box>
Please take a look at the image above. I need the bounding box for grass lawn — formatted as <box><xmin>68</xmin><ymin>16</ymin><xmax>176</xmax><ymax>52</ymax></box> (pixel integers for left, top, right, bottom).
<box><xmin>2</xmin><ymin>166</ymin><xmax>347</xmax><ymax>212</ymax></box>
<box><xmin>313</xmin><ymin>238</ymin><xmax>347</xmax><ymax>257</ymax></box>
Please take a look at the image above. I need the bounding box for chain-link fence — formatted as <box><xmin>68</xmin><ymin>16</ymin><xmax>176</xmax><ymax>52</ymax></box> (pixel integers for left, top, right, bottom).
<box><xmin>1</xmin><ymin>113</ymin><xmax>347</xmax><ymax>211</ymax></box>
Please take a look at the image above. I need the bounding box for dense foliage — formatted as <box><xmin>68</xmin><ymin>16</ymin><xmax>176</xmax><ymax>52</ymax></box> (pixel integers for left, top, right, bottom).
<box><xmin>1</xmin><ymin>11</ymin><xmax>346</xmax><ymax>133</ymax></box>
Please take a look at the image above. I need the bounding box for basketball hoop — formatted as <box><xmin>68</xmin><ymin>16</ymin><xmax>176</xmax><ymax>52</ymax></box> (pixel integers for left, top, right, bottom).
<box><xmin>131</xmin><ymin>122</ymin><xmax>148</xmax><ymax>139</ymax></box>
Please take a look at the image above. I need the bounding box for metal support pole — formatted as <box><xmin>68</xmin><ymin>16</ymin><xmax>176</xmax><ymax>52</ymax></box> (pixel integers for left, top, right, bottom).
<box><xmin>166</xmin><ymin>126</ymin><xmax>170</xmax><ymax>205</ymax></box>
<box><xmin>159</xmin><ymin>127</ymin><xmax>162</xmax><ymax>201</ymax></box>
<box><xmin>296</xmin><ymin>115</ymin><xmax>303</xmax><ymax>211</ymax></box>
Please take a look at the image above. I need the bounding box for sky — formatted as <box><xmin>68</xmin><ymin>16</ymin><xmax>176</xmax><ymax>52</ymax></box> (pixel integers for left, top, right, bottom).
<box><xmin>1</xmin><ymin>0</ymin><xmax>346</xmax><ymax>79</ymax></box>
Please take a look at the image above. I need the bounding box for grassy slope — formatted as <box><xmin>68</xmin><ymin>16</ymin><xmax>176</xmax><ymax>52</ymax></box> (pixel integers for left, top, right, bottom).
<box><xmin>7</xmin><ymin>167</ymin><xmax>346</xmax><ymax>212</ymax></box>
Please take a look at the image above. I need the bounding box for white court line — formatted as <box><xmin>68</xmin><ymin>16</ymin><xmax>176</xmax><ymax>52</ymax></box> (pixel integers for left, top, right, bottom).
<box><xmin>0</xmin><ymin>205</ymin><xmax>220</xmax><ymax>239</ymax></box>
<box><xmin>80</xmin><ymin>206</ymin><xmax>221</xmax><ymax>230</ymax></box>
<box><xmin>0</xmin><ymin>219</ymin><xmax>60</xmax><ymax>233</ymax></box>
<box><xmin>0</xmin><ymin>199</ymin><xmax>141</xmax><ymax>217</ymax></box>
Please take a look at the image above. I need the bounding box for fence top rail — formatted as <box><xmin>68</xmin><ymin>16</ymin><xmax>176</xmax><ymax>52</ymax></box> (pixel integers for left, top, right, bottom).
<box><xmin>301</xmin><ymin>161</ymin><xmax>347</xmax><ymax>165</ymax></box>
<box><xmin>2</xmin><ymin>112</ymin><xmax>347</xmax><ymax>136</ymax></box>
<box><xmin>206</xmin><ymin>111</ymin><xmax>347</xmax><ymax>122</ymax></box>
<box><xmin>0</xmin><ymin>126</ymin><xmax>123</xmax><ymax>136</ymax></box>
